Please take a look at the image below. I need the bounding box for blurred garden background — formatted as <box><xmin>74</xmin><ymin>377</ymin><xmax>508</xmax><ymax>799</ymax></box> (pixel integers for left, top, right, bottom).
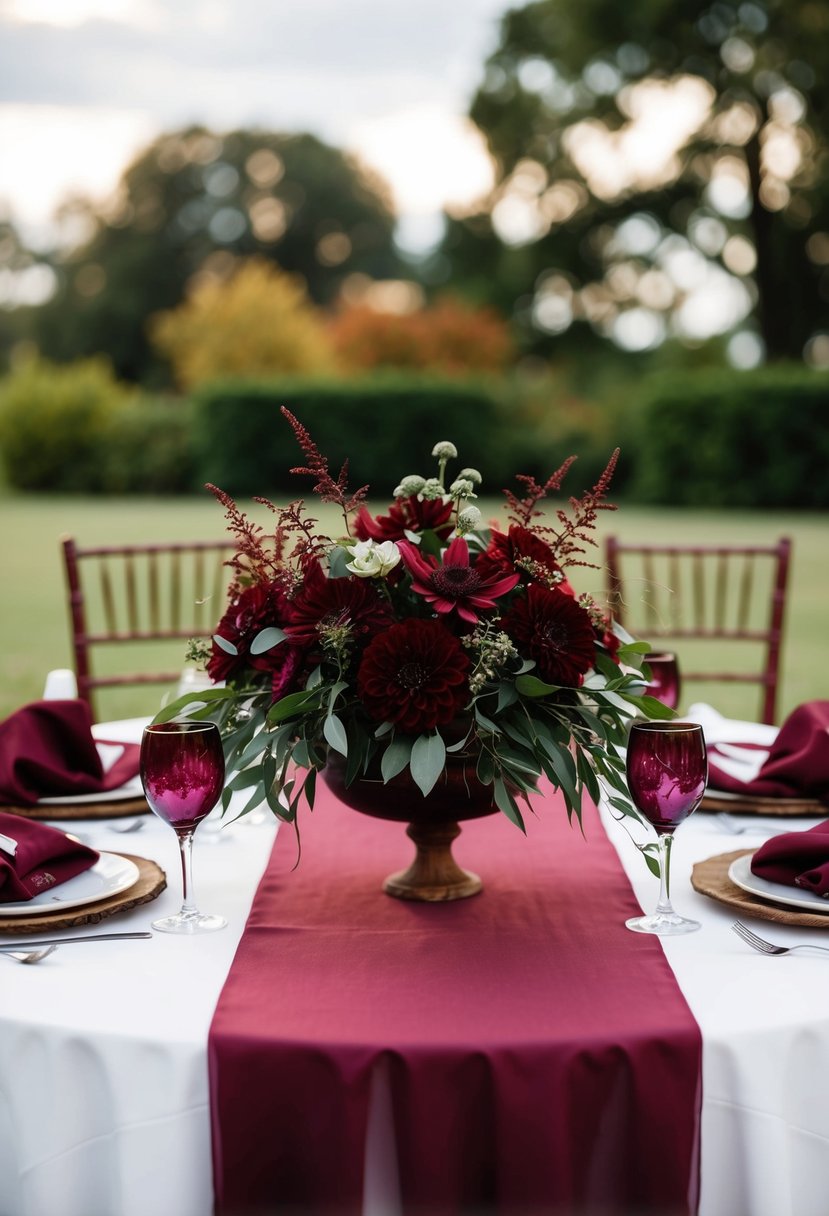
<box><xmin>0</xmin><ymin>0</ymin><xmax>827</xmax><ymax>724</ymax></box>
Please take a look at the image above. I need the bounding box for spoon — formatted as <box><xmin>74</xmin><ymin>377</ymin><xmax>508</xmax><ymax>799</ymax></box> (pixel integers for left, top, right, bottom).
<box><xmin>1</xmin><ymin>944</ymin><xmax>57</xmax><ymax>964</ymax></box>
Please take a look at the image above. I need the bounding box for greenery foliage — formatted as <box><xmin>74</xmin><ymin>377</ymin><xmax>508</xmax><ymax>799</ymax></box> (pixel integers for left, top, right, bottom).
<box><xmin>436</xmin><ymin>0</ymin><xmax>829</xmax><ymax>361</ymax></box>
<box><xmin>30</xmin><ymin>126</ymin><xmax>401</xmax><ymax>385</ymax></box>
<box><xmin>151</xmin><ymin>258</ymin><xmax>336</xmax><ymax>389</ymax></box>
<box><xmin>631</xmin><ymin>366</ymin><xmax>829</xmax><ymax>507</ymax></box>
<box><xmin>0</xmin><ymin>355</ymin><xmax>134</xmax><ymax>492</ymax></box>
<box><xmin>191</xmin><ymin>376</ymin><xmax>519</xmax><ymax>495</ymax></box>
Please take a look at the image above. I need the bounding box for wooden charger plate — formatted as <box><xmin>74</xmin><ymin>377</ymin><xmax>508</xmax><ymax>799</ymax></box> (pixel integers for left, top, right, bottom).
<box><xmin>700</xmin><ymin>789</ymin><xmax>827</xmax><ymax>818</ymax></box>
<box><xmin>0</xmin><ymin>796</ymin><xmax>150</xmax><ymax>822</ymax></box>
<box><xmin>691</xmin><ymin>848</ymin><xmax>829</xmax><ymax>928</ymax></box>
<box><xmin>0</xmin><ymin>853</ymin><xmax>165</xmax><ymax>935</ymax></box>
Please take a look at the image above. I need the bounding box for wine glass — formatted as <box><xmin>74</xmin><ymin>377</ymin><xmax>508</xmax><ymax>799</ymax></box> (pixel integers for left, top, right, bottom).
<box><xmin>625</xmin><ymin>721</ymin><xmax>707</xmax><ymax>936</ymax></box>
<box><xmin>643</xmin><ymin>651</ymin><xmax>681</xmax><ymax>710</ymax></box>
<box><xmin>140</xmin><ymin>721</ymin><xmax>227</xmax><ymax>934</ymax></box>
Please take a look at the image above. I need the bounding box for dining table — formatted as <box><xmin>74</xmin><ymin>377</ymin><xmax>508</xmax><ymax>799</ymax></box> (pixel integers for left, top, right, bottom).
<box><xmin>1</xmin><ymin>712</ymin><xmax>829</xmax><ymax>1216</ymax></box>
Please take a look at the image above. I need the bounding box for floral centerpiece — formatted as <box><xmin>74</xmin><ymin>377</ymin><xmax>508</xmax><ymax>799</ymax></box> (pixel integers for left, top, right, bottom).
<box><xmin>162</xmin><ymin>408</ymin><xmax>669</xmax><ymax>893</ymax></box>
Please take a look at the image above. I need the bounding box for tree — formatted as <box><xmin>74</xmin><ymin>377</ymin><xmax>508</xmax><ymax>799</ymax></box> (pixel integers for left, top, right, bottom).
<box><xmin>436</xmin><ymin>0</ymin><xmax>829</xmax><ymax>363</ymax></box>
<box><xmin>33</xmin><ymin>127</ymin><xmax>402</xmax><ymax>384</ymax></box>
<box><xmin>151</xmin><ymin>258</ymin><xmax>335</xmax><ymax>389</ymax></box>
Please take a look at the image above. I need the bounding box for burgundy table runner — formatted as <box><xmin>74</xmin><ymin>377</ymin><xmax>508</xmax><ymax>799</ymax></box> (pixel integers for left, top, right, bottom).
<box><xmin>208</xmin><ymin>784</ymin><xmax>702</xmax><ymax>1216</ymax></box>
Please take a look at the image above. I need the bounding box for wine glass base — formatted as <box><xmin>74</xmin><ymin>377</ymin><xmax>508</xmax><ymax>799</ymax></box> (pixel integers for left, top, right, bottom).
<box><xmin>626</xmin><ymin>912</ymin><xmax>701</xmax><ymax>936</ymax></box>
<box><xmin>151</xmin><ymin>911</ymin><xmax>227</xmax><ymax>934</ymax></box>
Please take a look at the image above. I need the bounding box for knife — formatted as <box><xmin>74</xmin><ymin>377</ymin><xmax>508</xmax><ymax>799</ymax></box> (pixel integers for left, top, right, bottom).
<box><xmin>0</xmin><ymin>932</ymin><xmax>153</xmax><ymax>949</ymax></box>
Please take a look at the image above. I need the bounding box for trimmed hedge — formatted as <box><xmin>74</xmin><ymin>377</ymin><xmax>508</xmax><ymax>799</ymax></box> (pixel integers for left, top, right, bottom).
<box><xmin>192</xmin><ymin>375</ymin><xmax>534</xmax><ymax>498</ymax></box>
<box><xmin>631</xmin><ymin>367</ymin><xmax>829</xmax><ymax>508</ymax></box>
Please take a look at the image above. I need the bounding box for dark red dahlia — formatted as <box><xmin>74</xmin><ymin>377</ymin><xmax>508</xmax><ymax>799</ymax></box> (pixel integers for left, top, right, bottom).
<box><xmin>357</xmin><ymin>619</ymin><xmax>470</xmax><ymax>733</ymax></box>
<box><xmin>399</xmin><ymin>536</ymin><xmax>519</xmax><ymax>625</ymax></box>
<box><xmin>285</xmin><ymin>559</ymin><xmax>392</xmax><ymax>647</ymax></box>
<box><xmin>476</xmin><ymin>525</ymin><xmax>574</xmax><ymax>596</ymax></box>
<box><xmin>500</xmin><ymin>585</ymin><xmax>597</xmax><ymax>687</ymax></box>
<box><xmin>207</xmin><ymin>581</ymin><xmax>292</xmax><ymax>683</ymax></box>
<box><xmin>353</xmin><ymin>495</ymin><xmax>454</xmax><ymax>542</ymax></box>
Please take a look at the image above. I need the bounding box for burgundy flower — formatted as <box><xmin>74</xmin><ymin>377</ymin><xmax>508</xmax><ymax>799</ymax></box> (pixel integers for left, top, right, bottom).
<box><xmin>477</xmin><ymin>525</ymin><xmax>574</xmax><ymax>596</ymax></box>
<box><xmin>207</xmin><ymin>581</ymin><xmax>292</xmax><ymax>683</ymax></box>
<box><xmin>270</xmin><ymin>645</ymin><xmax>306</xmax><ymax>702</ymax></box>
<box><xmin>285</xmin><ymin>559</ymin><xmax>391</xmax><ymax>647</ymax></box>
<box><xmin>357</xmin><ymin>619</ymin><xmax>469</xmax><ymax>733</ymax></box>
<box><xmin>353</xmin><ymin>495</ymin><xmax>454</xmax><ymax>543</ymax></box>
<box><xmin>500</xmin><ymin>585</ymin><xmax>597</xmax><ymax>687</ymax></box>
<box><xmin>399</xmin><ymin>536</ymin><xmax>519</xmax><ymax>625</ymax></box>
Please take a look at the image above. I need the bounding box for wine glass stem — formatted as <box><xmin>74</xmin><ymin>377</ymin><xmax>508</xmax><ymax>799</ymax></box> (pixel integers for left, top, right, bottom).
<box><xmin>175</xmin><ymin>828</ymin><xmax>199</xmax><ymax>917</ymax></box>
<box><xmin>654</xmin><ymin>832</ymin><xmax>676</xmax><ymax>917</ymax></box>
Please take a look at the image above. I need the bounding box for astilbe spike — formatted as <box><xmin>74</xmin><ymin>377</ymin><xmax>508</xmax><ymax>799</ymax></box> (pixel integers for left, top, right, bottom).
<box><xmin>502</xmin><ymin>448</ymin><xmax>619</xmax><ymax>571</ymax></box>
<box><xmin>280</xmin><ymin>406</ymin><xmax>369</xmax><ymax>517</ymax></box>
<box><xmin>503</xmin><ymin>456</ymin><xmax>578</xmax><ymax>528</ymax></box>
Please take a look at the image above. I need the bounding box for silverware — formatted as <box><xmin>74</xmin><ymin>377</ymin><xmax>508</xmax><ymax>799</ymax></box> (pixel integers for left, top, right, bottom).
<box><xmin>1</xmin><ymin>944</ymin><xmax>57</xmax><ymax>964</ymax></box>
<box><xmin>714</xmin><ymin>813</ymin><xmax>785</xmax><ymax>837</ymax></box>
<box><xmin>0</xmin><ymin>931</ymin><xmax>152</xmax><ymax>950</ymax></box>
<box><xmin>109</xmin><ymin>818</ymin><xmax>146</xmax><ymax>833</ymax></box>
<box><xmin>732</xmin><ymin>920</ymin><xmax>829</xmax><ymax>957</ymax></box>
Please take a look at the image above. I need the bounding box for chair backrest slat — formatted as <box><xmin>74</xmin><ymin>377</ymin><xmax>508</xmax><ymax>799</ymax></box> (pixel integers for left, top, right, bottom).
<box><xmin>61</xmin><ymin>537</ymin><xmax>237</xmax><ymax>718</ymax></box>
<box><xmin>604</xmin><ymin>537</ymin><xmax>791</xmax><ymax>724</ymax></box>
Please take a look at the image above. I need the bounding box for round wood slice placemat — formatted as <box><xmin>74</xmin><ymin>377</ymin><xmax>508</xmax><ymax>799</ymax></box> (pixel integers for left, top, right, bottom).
<box><xmin>0</xmin><ymin>853</ymin><xmax>166</xmax><ymax>935</ymax></box>
<box><xmin>700</xmin><ymin>790</ymin><xmax>827</xmax><ymax>817</ymax></box>
<box><xmin>691</xmin><ymin>849</ymin><xmax>829</xmax><ymax>928</ymax></box>
<box><xmin>0</xmin><ymin>796</ymin><xmax>149</xmax><ymax>822</ymax></box>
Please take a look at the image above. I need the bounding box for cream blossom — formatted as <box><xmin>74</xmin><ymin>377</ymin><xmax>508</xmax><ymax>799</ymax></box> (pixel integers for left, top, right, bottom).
<box><xmin>345</xmin><ymin>538</ymin><xmax>401</xmax><ymax>578</ymax></box>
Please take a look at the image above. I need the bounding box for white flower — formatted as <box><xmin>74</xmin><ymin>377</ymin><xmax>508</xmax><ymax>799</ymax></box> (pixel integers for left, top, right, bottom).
<box><xmin>449</xmin><ymin>477</ymin><xmax>477</xmax><ymax>499</ymax></box>
<box><xmin>345</xmin><ymin>539</ymin><xmax>401</xmax><ymax>578</ymax></box>
<box><xmin>431</xmin><ymin>441</ymin><xmax>458</xmax><ymax>459</ymax></box>
<box><xmin>456</xmin><ymin>505</ymin><xmax>482</xmax><ymax>534</ymax></box>
<box><xmin>418</xmin><ymin>477</ymin><xmax>446</xmax><ymax>501</ymax></box>
<box><xmin>393</xmin><ymin>474</ymin><xmax>426</xmax><ymax>498</ymax></box>
<box><xmin>458</xmin><ymin>467</ymin><xmax>482</xmax><ymax>484</ymax></box>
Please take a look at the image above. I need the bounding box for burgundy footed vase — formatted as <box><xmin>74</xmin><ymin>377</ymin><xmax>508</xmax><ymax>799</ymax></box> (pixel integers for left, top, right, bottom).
<box><xmin>321</xmin><ymin>746</ymin><xmax>500</xmax><ymax>903</ymax></box>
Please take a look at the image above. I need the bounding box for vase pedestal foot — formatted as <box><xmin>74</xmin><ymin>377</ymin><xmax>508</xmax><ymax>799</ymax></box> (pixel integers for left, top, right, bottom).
<box><xmin>382</xmin><ymin>820</ymin><xmax>482</xmax><ymax>902</ymax></box>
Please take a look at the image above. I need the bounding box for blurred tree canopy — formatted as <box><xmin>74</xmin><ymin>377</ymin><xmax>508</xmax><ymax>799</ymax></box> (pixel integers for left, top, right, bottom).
<box><xmin>434</xmin><ymin>0</ymin><xmax>829</xmax><ymax>363</ymax></box>
<box><xmin>31</xmin><ymin>127</ymin><xmax>402</xmax><ymax>384</ymax></box>
<box><xmin>151</xmin><ymin>258</ymin><xmax>336</xmax><ymax>389</ymax></box>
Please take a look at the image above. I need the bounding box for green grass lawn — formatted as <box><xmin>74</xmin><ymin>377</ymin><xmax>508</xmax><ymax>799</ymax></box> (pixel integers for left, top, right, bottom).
<box><xmin>1</xmin><ymin>491</ymin><xmax>826</xmax><ymax>725</ymax></box>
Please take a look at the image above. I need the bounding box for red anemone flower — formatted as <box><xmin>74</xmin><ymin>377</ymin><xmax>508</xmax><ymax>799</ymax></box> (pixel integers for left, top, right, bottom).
<box><xmin>357</xmin><ymin>619</ymin><xmax>469</xmax><ymax>733</ymax></box>
<box><xmin>399</xmin><ymin>536</ymin><xmax>519</xmax><ymax>625</ymax></box>
<box><xmin>500</xmin><ymin>584</ymin><xmax>597</xmax><ymax>687</ymax></box>
<box><xmin>476</xmin><ymin>525</ymin><xmax>574</xmax><ymax>596</ymax></box>
<box><xmin>353</xmin><ymin>495</ymin><xmax>454</xmax><ymax>543</ymax></box>
<box><xmin>207</xmin><ymin>581</ymin><xmax>292</xmax><ymax>683</ymax></box>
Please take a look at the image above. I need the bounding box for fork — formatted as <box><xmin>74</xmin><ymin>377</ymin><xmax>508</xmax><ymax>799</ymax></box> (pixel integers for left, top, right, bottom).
<box><xmin>110</xmin><ymin>818</ymin><xmax>146</xmax><ymax>833</ymax></box>
<box><xmin>732</xmin><ymin>920</ymin><xmax>829</xmax><ymax>956</ymax></box>
<box><xmin>1</xmin><ymin>945</ymin><xmax>57</xmax><ymax>965</ymax></box>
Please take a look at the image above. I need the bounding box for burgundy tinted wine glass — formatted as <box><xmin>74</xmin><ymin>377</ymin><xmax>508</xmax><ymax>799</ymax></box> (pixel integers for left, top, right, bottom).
<box><xmin>625</xmin><ymin>721</ymin><xmax>707</xmax><ymax>936</ymax></box>
<box><xmin>140</xmin><ymin>721</ymin><xmax>227</xmax><ymax>934</ymax></box>
<box><xmin>643</xmin><ymin>652</ymin><xmax>681</xmax><ymax>710</ymax></box>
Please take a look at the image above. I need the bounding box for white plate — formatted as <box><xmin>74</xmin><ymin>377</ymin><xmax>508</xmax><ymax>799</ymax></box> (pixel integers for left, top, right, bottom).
<box><xmin>728</xmin><ymin>853</ymin><xmax>829</xmax><ymax>915</ymax></box>
<box><xmin>37</xmin><ymin>775</ymin><xmax>144</xmax><ymax>807</ymax></box>
<box><xmin>0</xmin><ymin>852</ymin><xmax>141</xmax><ymax>917</ymax></box>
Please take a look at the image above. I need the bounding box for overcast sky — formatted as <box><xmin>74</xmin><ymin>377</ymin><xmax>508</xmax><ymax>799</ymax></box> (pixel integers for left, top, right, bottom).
<box><xmin>0</xmin><ymin>0</ymin><xmax>508</xmax><ymax>251</ymax></box>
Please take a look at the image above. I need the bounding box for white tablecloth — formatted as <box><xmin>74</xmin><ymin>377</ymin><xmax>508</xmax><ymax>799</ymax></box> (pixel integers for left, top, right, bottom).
<box><xmin>2</xmin><ymin>716</ymin><xmax>829</xmax><ymax>1216</ymax></box>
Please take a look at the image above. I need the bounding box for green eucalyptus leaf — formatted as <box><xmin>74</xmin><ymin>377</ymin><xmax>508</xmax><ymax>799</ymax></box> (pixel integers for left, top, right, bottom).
<box><xmin>496</xmin><ymin>682</ymin><xmax>519</xmax><ymax>712</ymax></box>
<box><xmin>212</xmin><ymin>634</ymin><xmax>238</xmax><ymax>656</ymax></box>
<box><xmin>381</xmin><ymin>736</ymin><xmax>413</xmax><ymax>782</ymax></box>
<box><xmin>494</xmin><ymin>775</ymin><xmax>526</xmax><ymax>832</ymax></box>
<box><xmin>410</xmin><ymin>732</ymin><xmax>446</xmax><ymax>797</ymax></box>
<box><xmin>323</xmin><ymin>713</ymin><xmax>348</xmax><ymax>756</ymax></box>
<box><xmin>327</xmin><ymin>545</ymin><xmax>353</xmax><ymax>578</ymax></box>
<box><xmin>151</xmin><ymin>686</ymin><xmax>234</xmax><ymax>725</ymax></box>
<box><xmin>267</xmin><ymin>688</ymin><xmax>322</xmax><ymax>723</ymax></box>
<box><xmin>515</xmin><ymin>673</ymin><xmax>561</xmax><ymax>697</ymax></box>
<box><xmin>250</xmin><ymin>626</ymin><xmax>287</xmax><ymax>655</ymax></box>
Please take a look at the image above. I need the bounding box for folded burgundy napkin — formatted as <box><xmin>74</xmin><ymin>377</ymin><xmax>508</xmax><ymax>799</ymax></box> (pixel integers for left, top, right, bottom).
<box><xmin>750</xmin><ymin>818</ymin><xmax>829</xmax><ymax>896</ymax></box>
<box><xmin>0</xmin><ymin>699</ymin><xmax>141</xmax><ymax>806</ymax></box>
<box><xmin>707</xmin><ymin>701</ymin><xmax>829</xmax><ymax>800</ymax></box>
<box><xmin>0</xmin><ymin>811</ymin><xmax>100</xmax><ymax>902</ymax></box>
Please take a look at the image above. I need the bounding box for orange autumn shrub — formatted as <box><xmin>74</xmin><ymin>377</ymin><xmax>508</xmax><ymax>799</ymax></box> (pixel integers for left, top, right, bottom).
<box><xmin>329</xmin><ymin>297</ymin><xmax>515</xmax><ymax>376</ymax></box>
